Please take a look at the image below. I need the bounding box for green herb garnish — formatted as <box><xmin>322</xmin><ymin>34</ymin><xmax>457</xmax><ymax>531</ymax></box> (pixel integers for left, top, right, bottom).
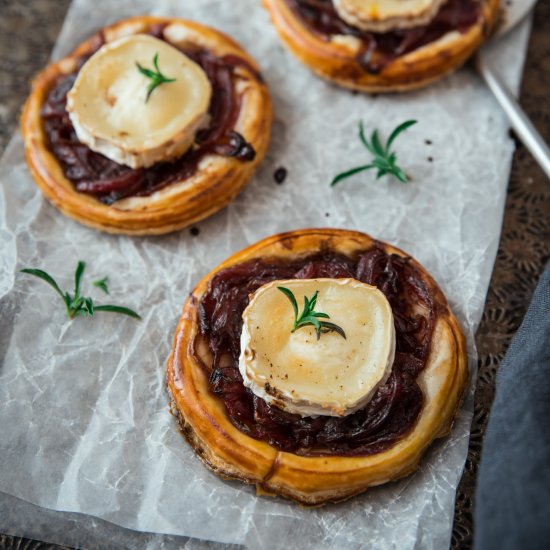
<box><xmin>331</xmin><ymin>119</ymin><xmax>417</xmax><ymax>186</ymax></box>
<box><xmin>21</xmin><ymin>262</ymin><xmax>140</xmax><ymax>320</ymax></box>
<box><xmin>136</xmin><ymin>53</ymin><xmax>177</xmax><ymax>103</ymax></box>
<box><xmin>92</xmin><ymin>276</ymin><xmax>109</xmax><ymax>294</ymax></box>
<box><xmin>277</xmin><ymin>287</ymin><xmax>346</xmax><ymax>341</ymax></box>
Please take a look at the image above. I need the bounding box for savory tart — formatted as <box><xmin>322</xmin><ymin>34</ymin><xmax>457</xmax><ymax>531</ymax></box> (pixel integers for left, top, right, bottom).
<box><xmin>167</xmin><ymin>228</ymin><xmax>468</xmax><ymax>505</ymax></box>
<box><xmin>21</xmin><ymin>16</ymin><xmax>272</xmax><ymax>235</ymax></box>
<box><xmin>263</xmin><ymin>0</ymin><xmax>500</xmax><ymax>92</ymax></box>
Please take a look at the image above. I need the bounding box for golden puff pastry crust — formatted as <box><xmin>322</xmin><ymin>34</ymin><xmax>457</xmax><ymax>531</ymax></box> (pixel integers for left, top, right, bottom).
<box><xmin>167</xmin><ymin>228</ymin><xmax>468</xmax><ymax>505</ymax></box>
<box><xmin>262</xmin><ymin>0</ymin><xmax>500</xmax><ymax>92</ymax></box>
<box><xmin>21</xmin><ymin>16</ymin><xmax>272</xmax><ymax>235</ymax></box>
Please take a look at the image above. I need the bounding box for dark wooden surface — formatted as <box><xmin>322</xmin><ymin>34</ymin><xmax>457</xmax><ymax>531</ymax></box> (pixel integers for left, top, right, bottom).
<box><xmin>1</xmin><ymin>1</ymin><xmax>548</xmax><ymax>548</ymax></box>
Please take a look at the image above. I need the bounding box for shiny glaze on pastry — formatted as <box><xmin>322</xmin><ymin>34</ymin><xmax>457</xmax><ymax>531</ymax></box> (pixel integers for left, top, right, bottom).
<box><xmin>167</xmin><ymin>229</ymin><xmax>468</xmax><ymax>504</ymax></box>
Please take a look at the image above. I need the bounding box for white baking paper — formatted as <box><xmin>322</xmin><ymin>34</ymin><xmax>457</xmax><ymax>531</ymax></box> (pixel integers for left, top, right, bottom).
<box><xmin>0</xmin><ymin>0</ymin><xmax>532</xmax><ymax>548</ymax></box>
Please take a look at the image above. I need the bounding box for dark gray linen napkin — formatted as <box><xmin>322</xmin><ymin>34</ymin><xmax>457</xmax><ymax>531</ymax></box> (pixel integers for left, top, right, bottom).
<box><xmin>474</xmin><ymin>263</ymin><xmax>550</xmax><ymax>550</ymax></box>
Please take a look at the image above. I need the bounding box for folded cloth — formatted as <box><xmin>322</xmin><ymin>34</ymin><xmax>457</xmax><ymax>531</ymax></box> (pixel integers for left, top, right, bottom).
<box><xmin>474</xmin><ymin>262</ymin><xmax>550</xmax><ymax>550</ymax></box>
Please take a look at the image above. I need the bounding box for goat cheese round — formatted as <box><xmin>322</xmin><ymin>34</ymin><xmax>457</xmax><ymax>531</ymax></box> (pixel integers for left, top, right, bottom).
<box><xmin>333</xmin><ymin>0</ymin><xmax>446</xmax><ymax>32</ymax></box>
<box><xmin>238</xmin><ymin>278</ymin><xmax>396</xmax><ymax>417</ymax></box>
<box><xmin>66</xmin><ymin>34</ymin><xmax>212</xmax><ymax>169</ymax></box>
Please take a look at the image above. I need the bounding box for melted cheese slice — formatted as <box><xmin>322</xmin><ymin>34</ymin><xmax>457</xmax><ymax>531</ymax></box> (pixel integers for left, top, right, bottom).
<box><xmin>238</xmin><ymin>278</ymin><xmax>396</xmax><ymax>417</ymax></box>
<box><xmin>66</xmin><ymin>34</ymin><xmax>212</xmax><ymax>169</ymax></box>
<box><xmin>333</xmin><ymin>0</ymin><xmax>446</xmax><ymax>32</ymax></box>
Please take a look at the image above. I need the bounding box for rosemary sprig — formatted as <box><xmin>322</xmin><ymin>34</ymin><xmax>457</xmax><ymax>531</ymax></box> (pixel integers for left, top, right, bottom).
<box><xmin>136</xmin><ymin>53</ymin><xmax>177</xmax><ymax>103</ymax></box>
<box><xmin>21</xmin><ymin>262</ymin><xmax>140</xmax><ymax>320</ymax></box>
<box><xmin>331</xmin><ymin>119</ymin><xmax>417</xmax><ymax>186</ymax></box>
<box><xmin>277</xmin><ymin>287</ymin><xmax>346</xmax><ymax>341</ymax></box>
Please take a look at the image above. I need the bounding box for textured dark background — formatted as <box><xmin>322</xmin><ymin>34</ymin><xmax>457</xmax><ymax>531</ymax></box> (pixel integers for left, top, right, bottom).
<box><xmin>1</xmin><ymin>1</ymin><xmax>549</xmax><ymax>549</ymax></box>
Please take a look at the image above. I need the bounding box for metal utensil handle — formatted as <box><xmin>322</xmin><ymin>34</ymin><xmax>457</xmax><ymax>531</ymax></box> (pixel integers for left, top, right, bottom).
<box><xmin>475</xmin><ymin>53</ymin><xmax>550</xmax><ymax>180</ymax></box>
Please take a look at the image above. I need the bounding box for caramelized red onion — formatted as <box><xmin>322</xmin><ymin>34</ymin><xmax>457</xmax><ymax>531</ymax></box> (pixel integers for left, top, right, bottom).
<box><xmin>287</xmin><ymin>0</ymin><xmax>481</xmax><ymax>73</ymax></box>
<box><xmin>198</xmin><ymin>244</ymin><xmax>437</xmax><ymax>456</ymax></box>
<box><xmin>40</xmin><ymin>31</ymin><xmax>257</xmax><ymax>205</ymax></box>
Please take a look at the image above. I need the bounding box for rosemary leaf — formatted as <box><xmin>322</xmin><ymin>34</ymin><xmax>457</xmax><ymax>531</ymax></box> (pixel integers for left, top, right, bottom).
<box><xmin>20</xmin><ymin>268</ymin><xmax>62</xmax><ymax>297</ymax></box>
<box><xmin>74</xmin><ymin>261</ymin><xmax>86</xmax><ymax>300</ymax></box>
<box><xmin>331</xmin><ymin>165</ymin><xmax>374</xmax><ymax>187</ymax></box>
<box><xmin>92</xmin><ymin>276</ymin><xmax>109</xmax><ymax>295</ymax></box>
<box><xmin>94</xmin><ymin>305</ymin><xmax>141</xmax><ymax>319</ymax></box>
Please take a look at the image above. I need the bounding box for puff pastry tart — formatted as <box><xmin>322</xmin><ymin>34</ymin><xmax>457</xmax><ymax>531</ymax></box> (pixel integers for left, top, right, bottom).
<box><xmin>263</xmin><ymin>0</ymin><xmax>500</xmax><ymax>92</ymax></box>
<box><xmin>167</xmin><ymin>228</ymin><xmax>468</xmax><ymax>505</ymax></box>
<box><xmin>21</xmin><ymin>16</ymin><xmax>272</xmax><ymax>235</ymax></box>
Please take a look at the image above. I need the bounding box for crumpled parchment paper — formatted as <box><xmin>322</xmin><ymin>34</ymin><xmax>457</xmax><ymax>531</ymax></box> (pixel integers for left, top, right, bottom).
<box><xmin>0</xmin><ymin>0</ymin><xmax>533</xmax><ymax>548</ymax></box>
